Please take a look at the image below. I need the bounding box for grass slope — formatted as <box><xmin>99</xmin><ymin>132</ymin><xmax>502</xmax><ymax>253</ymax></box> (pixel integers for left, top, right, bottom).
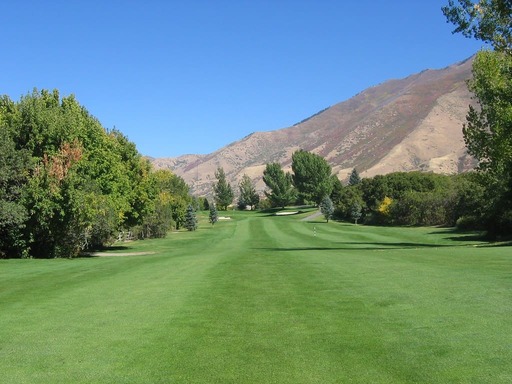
<box><xmin>1</xmin><ymin>211</ymin><xmax>511</xmax><ymax>383</ymax></box>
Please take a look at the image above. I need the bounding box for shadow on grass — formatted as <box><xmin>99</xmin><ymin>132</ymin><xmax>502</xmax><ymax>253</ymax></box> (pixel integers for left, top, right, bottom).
<box><xmin>253</xmin><ymin>242</ymin><xmax>458</xmax><ymax>252</ymax></box>
<box><xmin>80</xmin><ymin>245</ymin><xmax>134</xmax><ymax>257</ymax></box>
<box><xmin>428</xmin><ymin>228</ymin><xmax>489</xmax><ymax>243</ymax></box>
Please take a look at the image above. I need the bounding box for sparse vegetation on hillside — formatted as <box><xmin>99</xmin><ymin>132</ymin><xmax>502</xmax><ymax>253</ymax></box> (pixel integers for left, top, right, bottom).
<box><xmin>150</xmin><ymin>58</ymin><xmax>475</xmax><ymax>196</ymax></box>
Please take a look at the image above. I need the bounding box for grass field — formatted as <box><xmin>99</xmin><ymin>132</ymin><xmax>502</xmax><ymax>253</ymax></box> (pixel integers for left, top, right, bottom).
<box><xmin>1</xmin><ymin>210</ymin><xmax>511</xmax><ymax>383</ymax></box>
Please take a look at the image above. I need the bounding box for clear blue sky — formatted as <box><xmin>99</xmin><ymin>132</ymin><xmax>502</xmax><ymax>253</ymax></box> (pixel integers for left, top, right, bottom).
<box><xmin>1</xmin><ymin>1</ymin><xmax>483</xmax><ymax>158</ymax></box>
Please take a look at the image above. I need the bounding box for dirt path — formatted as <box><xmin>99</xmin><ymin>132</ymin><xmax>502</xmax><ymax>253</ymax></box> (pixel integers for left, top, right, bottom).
<box><xmin>300</xmin><ymin>210</ymin><xmax>323</xmax><ymax>221</ymax></box>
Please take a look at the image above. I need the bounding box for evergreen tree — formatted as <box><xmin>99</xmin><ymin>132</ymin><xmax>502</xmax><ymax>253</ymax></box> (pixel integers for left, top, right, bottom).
<box><xmin>238</xmin><ymin>174</ymin><xmax>260</xmax><ymax>209</ymax></box>
<box><xmin>330</xmin><ymin>175</ymin><xmax>344</xmax><ymax>205</ymax></box>
<box><xmin>320</xmin><ymin>195</ymin><xmax>334</xmax><ymax>223</ymax></box>
<box><xmin>350</xmin><ymin>202</ymin><xmax>363</xmax><ymax>225</ymax></box>
<box><xmin>348</xmin><ymin>168</ymin><xmax>361</xmax><ymax>186</ymax></box>
<box><xmin>262</xmin><ymin>163</ymin><xmax>297</xmax><ymax>208</ymax></box>
<box><xmin>209</xmin><ymin>203</ymin><xmax>218</xmax><ymax>225</ymax></box>
<box><xmin>184</xmin><ymin>204</ymin><xmax>198</xmax><ymax>231</ymax></box>
<box><xmin>213</xmin><ymin>167</ymin><xmax>234</xmax><ymax>210</ymax></box>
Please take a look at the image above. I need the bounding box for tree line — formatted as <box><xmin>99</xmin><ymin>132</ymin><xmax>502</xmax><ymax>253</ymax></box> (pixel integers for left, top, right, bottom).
<box><xmin>0</xmin><ymin>89</ymin><xmax>194</xmax><ymax>258</ymax></box>
<box><xmin>3</xmin><ymin>2</ymin><xmax>511</xmax><ymax>257</ymax></box>
<box><xmin>212</xmin><ymin>143</ymin><xmax>507</xmax><ymax>236</ymax></box>
<box><xmin>248</xmin><ymin>151</ymin><xmax>491</xmax><ymax>229</ymax></box>
<box><xmin>214</xmin><ymin>0</ymin><xmax>512</xmax><ymax>239</ymax></box>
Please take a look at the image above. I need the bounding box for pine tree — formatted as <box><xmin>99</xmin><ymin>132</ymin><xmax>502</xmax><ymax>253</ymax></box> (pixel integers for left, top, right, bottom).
<box><xmin>262</xmin><ymin>162</ymin><xmax>297</xmax><ymax>208</ymax></box>
<box><xmin>209</xmin><ymin>203</ymin><xmax>218</xmax><ymax>225</ymax></box>
<box><xmin>184</xmin><ymin>204</ymin><xmax>198</xmax><ymax>231</ymax></box>
<box><xmin>319</xmin><ymin>195</ymin><xmax>334</xmax><ymax>223</ymax></box>
<box><xmin>213</xmin><ymin>167</ymin><xmax>234</xmax><ymax>210</ymax></box>
<box><xmin>238</xmin><ymin>174</ymin><xmax>260</xmax><ymax>210</ymax></box>
<box><xmin>350</xmin><ymin>202</ymin><xmax>362</xmax><ymax>225</ymax></box>
<box><xmin>348</xmin><ymin>168</ymin><xmax>361</xmax><ymax>186</ymax></box>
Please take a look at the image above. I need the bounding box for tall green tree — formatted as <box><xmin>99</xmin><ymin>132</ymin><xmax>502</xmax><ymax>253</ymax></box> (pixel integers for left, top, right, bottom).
<box><xmin>444</xmin><ymin>0</ymin><xmax>512</xmax><ymax>234</ymax></box>
<box><xmin>442</xmin><ymin>0</ymin><xmax>512</xmax><ymax>54</ymax></box>
<box><xmin>334</xmin><ymin>185</ymin><xmax>365</xmax><ymax>223</ymax></box>
<box><xmin>463</xmin><ymin>51</ymin><xmax>512</xmax><ymax>175</ymax></box>
<box><xmin>291</xmin><ymin>150</ymin><xmax>333</xmax><ymax>204</ymax></box>
<box><xmin>213</xmin><ymin>167</ymin><xmax>234</xmax><ymax>210</ymax></box>
<box><xmin>0</xmin><ymin>126</ymin><xmax>31</xmax><ymax>258</ymax></box>
<box><xmin>262</xmin><ymin>163</ymin><xmax>297</xmax><ymax>208</ymax></box>
<box><xmin>148</xmin><ymin>169</ymin><xmax>190</xmax><ymax>231</ymax></box>
<box><xmin>238</xmin><ymin>174</ymin><xmax>260</xmax><ymax>210</ymax></box>
<box><xmin>0</xmin><ymin>89</ymin><xmax>154</xmax><ymax>257</ymax></box>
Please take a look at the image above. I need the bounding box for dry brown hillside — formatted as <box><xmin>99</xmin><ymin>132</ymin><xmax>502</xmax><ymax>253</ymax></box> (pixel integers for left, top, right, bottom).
<box><xmin>151</xmin><ymin>57</ymin><xmax>476</xmax><ymax>196</ymax></box>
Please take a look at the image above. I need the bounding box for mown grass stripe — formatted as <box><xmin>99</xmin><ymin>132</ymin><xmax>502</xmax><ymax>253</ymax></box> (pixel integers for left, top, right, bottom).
<box><xmin>0</xmin><ymin>211</ymin><xmax>510</xmax><ymax>383</ymax></box>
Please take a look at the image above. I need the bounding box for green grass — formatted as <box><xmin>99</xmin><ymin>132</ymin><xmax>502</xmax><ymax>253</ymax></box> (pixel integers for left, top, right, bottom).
<box><xmin>1</xmin><ymin>211</ymin><xmax>511</xmax><ymax>383</ymax></box>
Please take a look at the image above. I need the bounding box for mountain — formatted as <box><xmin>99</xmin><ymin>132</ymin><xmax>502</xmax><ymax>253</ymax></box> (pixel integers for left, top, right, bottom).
<box><xmin>151</xmin><ymin>57</ymin><xmax>476</xmax><ymax>196</ymax></box>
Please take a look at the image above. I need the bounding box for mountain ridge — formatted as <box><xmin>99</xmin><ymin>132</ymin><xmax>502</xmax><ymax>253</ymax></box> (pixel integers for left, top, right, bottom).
<box><xmin>151</xmin><ymin>56</ymin><xmax>476</xmax><ymax>196</ymax></box>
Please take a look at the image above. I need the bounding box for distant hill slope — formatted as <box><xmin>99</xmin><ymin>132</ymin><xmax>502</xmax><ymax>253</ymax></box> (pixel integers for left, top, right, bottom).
<box><xmin>151</xmin><ymin>57</ymin><xmax>476</xmax><ymax>196</ymax></box>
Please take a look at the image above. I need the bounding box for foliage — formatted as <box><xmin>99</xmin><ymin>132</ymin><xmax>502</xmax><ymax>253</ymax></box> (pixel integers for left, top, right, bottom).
<box><xmin>333</xmin><ymin>185</ymin><xmax>365</xmax><ymax>222</ymax></box>
<box><xmin>442</xmin><ymin>0</ymin><xmax>512</xmax><ymax>54</ymax></box>
<box><xmin>350</xmin><ymin>202</ymin><xmax>363</xmax><ymax>224</ymax></box>
<box><xmin>444</xmin><ymin>1</ymin><xmax>512</xmax><ymax>236</ymax></box>
<box><xmin>262</xmin><ymin>163</ymin><xmax>297</xmax><ymax>208</ymax></box>
<box><xmin>330</xmin><ymin>175</ymin><xmax>344</xmax><ymax>204</ymax></box>
<box><xmin>0</xmin><ymin>128</ymin><xmax>31</xmax><ymax>258</ymax></box>
<box><xmin>377</xmin><ymin>196</ymin><xmax>393</xmax><ymax>216</ymax></box>
<box><xmin>237</xmin><ymin>174</ymin><xmax>260</xmax><ymax>209</ymax></box>
<box><xmin>332</xmin><ymin>171</ymin><xmax>488</xmax><ymax>227</ymax></box>
<box><xmin>319</xmin><ymin>195</ymin><xmax>335</xmax><ymax>222</ymax></box>
<box><xmin>209</xmin><ymin>203</ymin><xmax>218</xmax><ymax>225</ymax></box>
<box><xmin>464</xmin><ymin>51</ymin><xmax>512</xmax><ymax>175</ymax></box>
<box><xmin>348</xmin><ymin>168</ymin><xmax>361</xmax><ymax>186</ymax></box>
<box><xmin>184</xmin><ymin>204</ymin><xmax>198</xmax><ymax>231</ymax></box>
<box><xmin>148</xmin><ymin>169</ymin><xmax>190</xmax><ymax>231</ymax></box>
<box><xmin>213</xmin><ymin>167</ymin><xmax>234</xmax><ymax>210</ymax></box>
<box><xmin>291</xmin><ymin>150</ymin><xmax>333</xmax><ymax>204</ymax></box>
<box><xmin>0</xmin><ymin>89</ymin><xmax>165</xmax><ymax>257</ymax></box>
<box><xmin>389</xmin><ymin>190</ymin><xmax>455</xmax><ymax>226</ymax></box>
<box><xmin>198</xmin><ymin>196</ymin><xmax>209</xmax><ymax>211</ymax></box>
<box><xmin>257</xmin><ymin>197</ymin><xmax>273</xmax><ymax>210</ymax></box>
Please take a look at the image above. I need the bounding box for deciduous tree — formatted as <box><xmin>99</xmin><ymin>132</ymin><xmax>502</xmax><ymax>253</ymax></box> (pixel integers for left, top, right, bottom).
<box><xmin>291</xmin><ymin>150</ymin><xmax>333</xmax><ymax>204</ymax></box>
<box><xmin>444</xmin><ymin>0</ymin><xmax>512</xmax><ymax>234</ymax></box>
<box><xmin>442</xmin><ymin>0</ymin><xmax>512</xmax><ymax>54</ymax></box>
<box><xmin>0</xmin><ymin>127</ymin><xmax>31</xmax><ymax>258</ymax></box>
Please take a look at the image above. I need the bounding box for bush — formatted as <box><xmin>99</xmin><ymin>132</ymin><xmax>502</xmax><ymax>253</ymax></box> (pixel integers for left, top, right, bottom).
<box><xmin>456</xmin><ymin>215</ymin><xmax>483</xmax><ymax>230</ymax></box>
